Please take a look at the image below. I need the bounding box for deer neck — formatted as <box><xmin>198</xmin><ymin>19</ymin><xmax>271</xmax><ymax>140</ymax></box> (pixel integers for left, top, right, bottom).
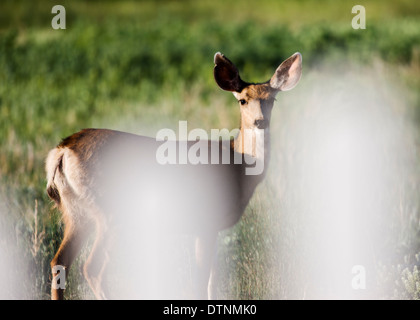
<box><xmin>232</xmin><ymin>122</ymin><xmax>271</xmax><ymax>175</ymax></box>
<box><xmin>225</xmin><ymin>121</ymin><xmax>271</xmax><ymax>223</ymax></box>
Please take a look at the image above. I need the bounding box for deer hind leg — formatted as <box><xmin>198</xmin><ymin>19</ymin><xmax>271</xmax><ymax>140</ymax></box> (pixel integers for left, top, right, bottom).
<box><xmin>83</xmin><ymin>212</ymin><xmax>111</xmax><ymax>300</ymax></box>
<box><xmin>50</xmin><ymin>213</ymin><xmax>91</xmax><ymax>300</ymax></box>
<box><xmin>47</xmin><ymin>150</ymin><xmax>93</xmax><ymax>300</ymax></box>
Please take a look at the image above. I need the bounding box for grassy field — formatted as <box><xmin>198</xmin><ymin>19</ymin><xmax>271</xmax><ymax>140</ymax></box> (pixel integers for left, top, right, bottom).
<box><xmin>0</xmin><ymin>0</ymin><xmax>420</xmax><ymax>299</ymax></box>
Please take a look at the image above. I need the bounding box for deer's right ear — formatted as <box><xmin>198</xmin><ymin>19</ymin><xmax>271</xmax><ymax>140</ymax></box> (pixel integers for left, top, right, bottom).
<box><xmin>214</xmin><ymin>52</ymin><xmax>247</xmax><ymax>92</ymax></box>
<box><xmin>270</xmin><ymin>52</ymin><xmax>302</xmax><ymax>91</ymax></box>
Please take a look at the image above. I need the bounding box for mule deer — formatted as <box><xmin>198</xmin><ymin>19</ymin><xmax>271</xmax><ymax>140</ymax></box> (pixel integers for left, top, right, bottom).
<box><xmin>46</xmin><ymin>52</ymin><xmax>302</xmax><ymax>300</ymax></box>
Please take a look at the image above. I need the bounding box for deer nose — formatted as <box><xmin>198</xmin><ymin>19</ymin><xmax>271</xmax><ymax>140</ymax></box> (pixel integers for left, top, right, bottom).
<box><xmin>254</xmin><ymin>119</ymin><xmax>268</xmax><ymax>129</ymax></box>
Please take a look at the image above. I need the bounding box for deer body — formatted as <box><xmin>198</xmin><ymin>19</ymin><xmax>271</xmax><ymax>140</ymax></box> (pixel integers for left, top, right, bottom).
<box><xmin>46</xmin><ymin>52</ymin><xmax>302</xmax><ymax>300</ymax></box>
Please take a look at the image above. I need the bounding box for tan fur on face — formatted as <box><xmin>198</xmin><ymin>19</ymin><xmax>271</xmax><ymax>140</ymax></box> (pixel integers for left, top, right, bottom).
<box><xmin>233</xmin><ymin>84</ymin><xmax>276</xmax><ymax>131</ymax></box>
<box><xmin>232</xmin><ymin>84</ymin><xmax>276</xmax><ymax>157</ymax></box>
<box><xmin>234</xmin><ymin>83</ymin><xmax>275</xmax><ymax>101</ymax></box>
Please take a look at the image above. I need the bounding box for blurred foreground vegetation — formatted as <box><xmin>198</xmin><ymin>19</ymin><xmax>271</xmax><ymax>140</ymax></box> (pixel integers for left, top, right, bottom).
<box><xmin>0</xmin><ymin>0</ymin><xmax>420</xmax><ymax>299</ymax></box>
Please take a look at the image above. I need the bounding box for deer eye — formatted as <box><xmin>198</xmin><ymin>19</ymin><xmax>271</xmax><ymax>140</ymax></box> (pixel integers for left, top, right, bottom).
<box><xmin>239</xmin><ymin>99</ymin><xmax>247</xmax><ymax>106</ymax></box>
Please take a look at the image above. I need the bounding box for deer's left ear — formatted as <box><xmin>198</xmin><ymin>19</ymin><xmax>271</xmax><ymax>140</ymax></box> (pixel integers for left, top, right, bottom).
<box><xmin>214</xmin><ymin>52</ymin><xmax>248</xmax><ymax>92</ymax></box>
<box><xmin>270</xmin><ymin>52</ymin><xmax>302</xmax><ymax>91</ymax></box>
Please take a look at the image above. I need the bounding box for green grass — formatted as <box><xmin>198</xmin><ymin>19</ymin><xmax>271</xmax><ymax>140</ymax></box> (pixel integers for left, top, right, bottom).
<box><xmin>0</xmin><ymin>0</ymin><xmax>420</xmax><ymax>299</ymax></box>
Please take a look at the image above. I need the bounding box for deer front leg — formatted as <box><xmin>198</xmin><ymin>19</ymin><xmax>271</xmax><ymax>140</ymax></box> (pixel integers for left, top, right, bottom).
<box><xmin>195</xmin><ymin>232</ymin><xmax>217</xmax><ymax>300</ymax></box>
<box><xmin>207</xmin><ymin>245</ymin><xmax>219</xmax><ymax>300</ymax></box>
